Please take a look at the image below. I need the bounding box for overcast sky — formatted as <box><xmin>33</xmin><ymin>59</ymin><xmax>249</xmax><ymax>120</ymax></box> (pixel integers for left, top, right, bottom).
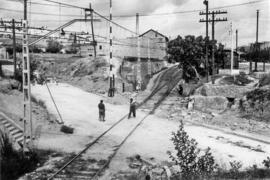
<box><xmin>0</xmin><ymin>0</ymin><xmax>269</xmax><ymax>47</ymax></box>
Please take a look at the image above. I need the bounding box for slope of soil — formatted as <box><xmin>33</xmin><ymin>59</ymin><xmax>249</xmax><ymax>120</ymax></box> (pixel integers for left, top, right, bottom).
<box><xmin>37</xmin><ymin>56</ymin><xmax>130</xmax><ymax>105</ymax></box>
<box><xmin>0</xmin><ymin>78</ymin><xmax>60</xmax><ymax>139</ymax></box>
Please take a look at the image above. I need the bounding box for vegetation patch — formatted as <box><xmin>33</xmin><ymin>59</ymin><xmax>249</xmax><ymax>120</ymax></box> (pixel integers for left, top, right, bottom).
<box><xmin>168</xmin><ymin>121</ymin><xmax>216</xmax><ymax>179</ymax></box>
<box><xmin>0</xmin><ymin>130</ymin><xmax>52</xmax><ymax>180</ymax></box>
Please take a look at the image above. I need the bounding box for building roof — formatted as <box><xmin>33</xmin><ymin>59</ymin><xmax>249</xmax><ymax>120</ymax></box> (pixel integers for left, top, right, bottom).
<box><xmin>139</xmin><ymin>29</ymin><xmax>169</xmax><ymax>41</ymax></box>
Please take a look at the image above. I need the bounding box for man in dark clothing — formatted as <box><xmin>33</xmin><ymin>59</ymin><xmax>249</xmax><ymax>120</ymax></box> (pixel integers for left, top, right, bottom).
<box><xmin>128</xmin><ymin>98</ymin><xmax>136</xmax><ymax>119</ymax></box>
<box><xmin>98</xmin><ymin>100</ymin><xmax>105</xmax><ymax>121</ymax></box>
<box><xmin>178</xmin><ymin>84</ymin><xmax>183</xmax><ymax>96</ymax></box>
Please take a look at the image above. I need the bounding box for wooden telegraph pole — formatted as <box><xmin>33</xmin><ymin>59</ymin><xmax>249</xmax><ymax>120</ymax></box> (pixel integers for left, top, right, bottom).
<box><xmin>255</xmin><ymin>10</ymin><xmax>259</xmax><ymax>71</ymax></box>
<box><xmin>230</xmin><ymin>22</ymin><xmax>234</xmax><ymax>75</ymax></box>
<box><xmin>200</xmin><ymin>9</ymin><xmax>227</xmax><ymax>83</ymax></box>
<box><xmin>236</xmin><ymin>29</ymin><xmax>239</xmax><ymax>69</ymax></box>
<box><xmin>202</xmin><ymin>0</ymin><xmax>209</xmax><ymax>82</ymax></box>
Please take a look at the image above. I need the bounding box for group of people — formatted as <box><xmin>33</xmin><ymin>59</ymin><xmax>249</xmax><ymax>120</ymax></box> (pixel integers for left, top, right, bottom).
<box><xmin>98</xmin><ymin>98</ymin><xmax>137</xmax><ymax>121</ymax></box>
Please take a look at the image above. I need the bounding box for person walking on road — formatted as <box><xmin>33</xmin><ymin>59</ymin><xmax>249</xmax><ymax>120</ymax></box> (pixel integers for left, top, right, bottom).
<box><xmin>98</xmin><ymin>100</ymin><xmax>105</xmax><ymax>121</ymax></box>
<box><xmin>128</xmin><ymin>98</ymin><xmax>136</xmax><ymax>119</ymax></box>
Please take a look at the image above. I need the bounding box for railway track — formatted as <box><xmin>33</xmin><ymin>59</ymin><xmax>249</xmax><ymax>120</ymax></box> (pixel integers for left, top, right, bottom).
<box><xmin>33</xmin><ymin>66</ymin><xmax>182</xmax><ymax>180</ymax></box>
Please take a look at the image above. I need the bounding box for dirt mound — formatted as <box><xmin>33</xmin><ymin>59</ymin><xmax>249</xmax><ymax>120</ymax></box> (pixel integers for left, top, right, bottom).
<box><xmin>239</xmin><ymin>87</ymin><xmax>270</xmax><ymax>121</ymax></box>
<box><xmin>62</xmin><ymin>57</ymin><xmax>107</xmax><ymax>77</ymax></box>
<box><xmin>193</xmin><ymin>95</ymin><xmax>228</xmax><ymax>113</ymax></box>
<box><xmin>195</xmin><ymin>84</ymin><xmax>252</xmax><ymax>98</ymax></box>
<box><xmin>219</xmin><ymin>75</ymin><xmax>253</xmax><ymax>86</ymax></box>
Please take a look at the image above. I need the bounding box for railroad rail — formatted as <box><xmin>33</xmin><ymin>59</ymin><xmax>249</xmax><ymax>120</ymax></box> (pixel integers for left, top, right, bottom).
<box><xmin>45</xmin><ymin>66</ymin><xmax>182</xmax><ymax>180</ymax></box>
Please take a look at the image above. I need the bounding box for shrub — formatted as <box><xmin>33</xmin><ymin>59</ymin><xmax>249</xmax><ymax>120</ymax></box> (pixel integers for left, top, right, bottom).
<box><xmin>167</xmin><ymin>121</ymin><xmax>216</xmax><ymax>178</ymax></box>
<box><xmin>263</xmin><ymin>157</ymin><xmax>270</xmax><ymax>169</ymax></box>
<box><xmin>0</xmin><ymin>129</ymin><xmax>39</xmax><ymax>180</ymax></box>
<box><xmin>258</xmin><ymin>74</ymin><xmax>270</xmax><ymax>87</ymax></box>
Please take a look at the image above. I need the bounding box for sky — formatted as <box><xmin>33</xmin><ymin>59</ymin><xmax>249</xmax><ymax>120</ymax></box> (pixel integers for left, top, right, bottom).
<box><xmin>0</xmin><ymin>0</ymin><xmax>269</xmax><ymax>47</ymax></box>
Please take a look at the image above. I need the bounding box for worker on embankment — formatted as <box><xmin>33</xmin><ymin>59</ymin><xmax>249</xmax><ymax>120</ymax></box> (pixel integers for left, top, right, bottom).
<box><xmin>98</xmin><ymin>100</ymin><xmax>105</xmax><ymax>121</ymax></box>
<box><xmin>128</xmin><ymin>98</ymin><xmax>136</xmax><ymax>119</ymax></box>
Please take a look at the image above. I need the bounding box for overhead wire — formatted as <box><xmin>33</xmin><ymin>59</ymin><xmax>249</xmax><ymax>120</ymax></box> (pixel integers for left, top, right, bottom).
<box><xmin>2</xmin><ymin>0</ymin><xmax>268</xmax><ymax>17</ymax></box>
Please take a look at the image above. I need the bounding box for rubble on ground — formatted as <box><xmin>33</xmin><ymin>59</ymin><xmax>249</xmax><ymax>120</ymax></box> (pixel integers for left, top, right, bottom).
<box><xmin>192</xmin><ymin>95</ymin><xmax>228</xmax><ymax>113</ymax></box>
<box><xmin>0</xmin><ymin>78</ymin><xmax>20</xmax><ymax>93</ymax></box>
<box><xmin>195</xmin><ymin>84</ymin><xmax>252</xmax><ymax>98</ymax></box>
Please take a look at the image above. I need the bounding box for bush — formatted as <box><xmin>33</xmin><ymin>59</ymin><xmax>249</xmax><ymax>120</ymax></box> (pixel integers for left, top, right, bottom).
<box><xmin>0</xmin><ymin>130</ymin><xmax>39</xmax><ymax>180</ymax></box>
<box><xmin>60</xmin><ymin>125</ymin><xmax>74</xmax><ymax>134</ymax></box>
<box><xmin>46</xmin><ymin>39</ymin><xmax>63</xmax><ymax>53</ymax></box>
<box><xmin>167</xmin><ymin>121</ymin><xmax>216</xmax><ymax>178</ymax></box>
<box><xmin>263</xmin><ymin>157</ymin><xmax>270</xmax><ymax>168</ymax></box>
<box><xmin>258</xmin><ymin>74</ymin><xmax>270</xmax><ymax>87</ymax></box>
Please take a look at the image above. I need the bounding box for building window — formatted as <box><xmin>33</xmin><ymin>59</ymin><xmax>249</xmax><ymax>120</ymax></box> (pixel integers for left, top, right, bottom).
<box><xmin>99</xmin><ymin>45</ymin><xmax>102</xmax><ymax>50</ymax></box>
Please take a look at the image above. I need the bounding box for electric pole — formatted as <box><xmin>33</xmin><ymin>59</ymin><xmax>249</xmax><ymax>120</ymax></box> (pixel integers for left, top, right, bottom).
<box><xmin>200</xmin><ymin>9</ymin><xmax>227</xmax><ymax>83</ymax></box>
<box><xmin>200</xmin><ymin>0</ymin><xmax>209</xmax><ymax>82</ymax></box>
<box><xmin>147</xmin><ymin>38</ymin><xmax>151</xmax><ymax>76</ymax></box>
<box><xmin>230</xmin><ymin>22</ymin><xmax>234</xmax><ymax>75</ymax></box>
<box><xmin>0</xmin><ymin>19</ymin><xmax>22</xmax><ymax>77</ymax></box>
<box><xmin>109</xmin><ymin>0</ymin><xmax>114</xmax><ymax>97</ymax></box>
<box><xmin>12</xmin><ymin>19</ymin><xmax>17</xmax><ymax>77</ymax></box>
<box><xmin>22</xmin><ymin>0</ymin><xmax>33</xmax><ymax>151</ymax></box>
<box><xmin>255</xmin><ymin>9</ymin><xmax>259</xmax><ymax>71</ymax></box>
<box><xmin>136</xmin><ymin>13</ymin><xmax>141</xmax><ymax>90</ymax></box>
<box><xmin>236</xmin><ymin>29</ymin><xmax>239</xmax><ymax>69</ymax></box>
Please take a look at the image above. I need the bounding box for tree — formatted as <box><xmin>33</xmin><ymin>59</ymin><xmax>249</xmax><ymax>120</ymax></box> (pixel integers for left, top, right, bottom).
<box><xmin>46</xmin><ymin>39</ymin><xmax>63</xmax><ymax>53</ymax></box>
<box><xmin>66</xmin><ymin>43</ymin><xmax>78</xmax><ymax>54</ymax></box>
<box><xmin>167</xmin><ymin>35</ymin><xmax>207</xmax><ymax>82</ymax></box>
<box><xmin>15</xmin><ymin>55</ymin><xmax>40</xmax><ymax>89</ymax></box>
<box><xmin>29</xmin><ymin>45</ymin><xmax>43</xmax><ymax>53</ymax></box>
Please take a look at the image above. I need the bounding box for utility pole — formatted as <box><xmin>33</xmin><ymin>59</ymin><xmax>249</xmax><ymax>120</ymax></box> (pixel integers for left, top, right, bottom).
<box><xmin>200</xmin><ymin>9</ymin><xmax>227</xmax><ymax>83</ymax></box>
<box><xmin>12</xmin><ymin>19</ymin><xmax>17</xmax><ymax>77</ymax></box>
<box><xmin>108</xmin><ymin>0</ymin><xmax>114</xmax><ymax>96</ymax></box>
<box><xmin>203</xmin><ymin>0</ymin><xmax>208</xmax><ymax>82</ymax></box>
<box><xmin>90</xmin><ymin>4</ymin><xmax>96</xmax><ymax>57</ymax></box>
<box><xmin>147</xmin><ymin>38</ymin><xmax>151</xmax><ymax>76</ymax></box>
<box><xmin>230</xmin><ymin>22</ymin><xmax>234</xmax><ymax>75</ymax></box>
<box><xmin>22</xmin><ymin>0</ymin><xmax>33</xmax><ymax>151</ymax></box>
<box><xmin>85</xmin><ymin>4</ymin><xmax>97</xmax><ymax>58</ymax></box>
<box><xmin>255</xmin><ymin>9</ymin><xmax>259</xmax><ymax>71</ymax></box>
<box><xmin>236</xmin><ymin>29</ymin><xmax>239</xmax><ymax>69</ymax></box>
<box><xmin>136</xmin><ymin>13</ymin><xmax>141</xmax><ymax>90</ymax></box>
<box><xmin>211</xmin><ymin>12</ymin><xmax>215</xmax><ymax>78</ymax></box>
<box><xmin>0</xmin><ymin>19</ymin><xmax>22</xmax><ymax>77</ymax></box>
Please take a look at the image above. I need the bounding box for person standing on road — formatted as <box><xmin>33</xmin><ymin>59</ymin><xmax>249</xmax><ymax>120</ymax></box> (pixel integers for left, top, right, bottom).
<box><xmin>98</xmin><ymin>100</ymin><xmax>105</xmax><ymax>121</ymax></box>
<box><xmin>178</xmin><ymin>84</ymin><xmax>183</xmax><ymax>96</ymax></box>
<box><xmin>128</xmin><ymin>98</ymin><xmax>136</xmax><ymax>119</ymax></box>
